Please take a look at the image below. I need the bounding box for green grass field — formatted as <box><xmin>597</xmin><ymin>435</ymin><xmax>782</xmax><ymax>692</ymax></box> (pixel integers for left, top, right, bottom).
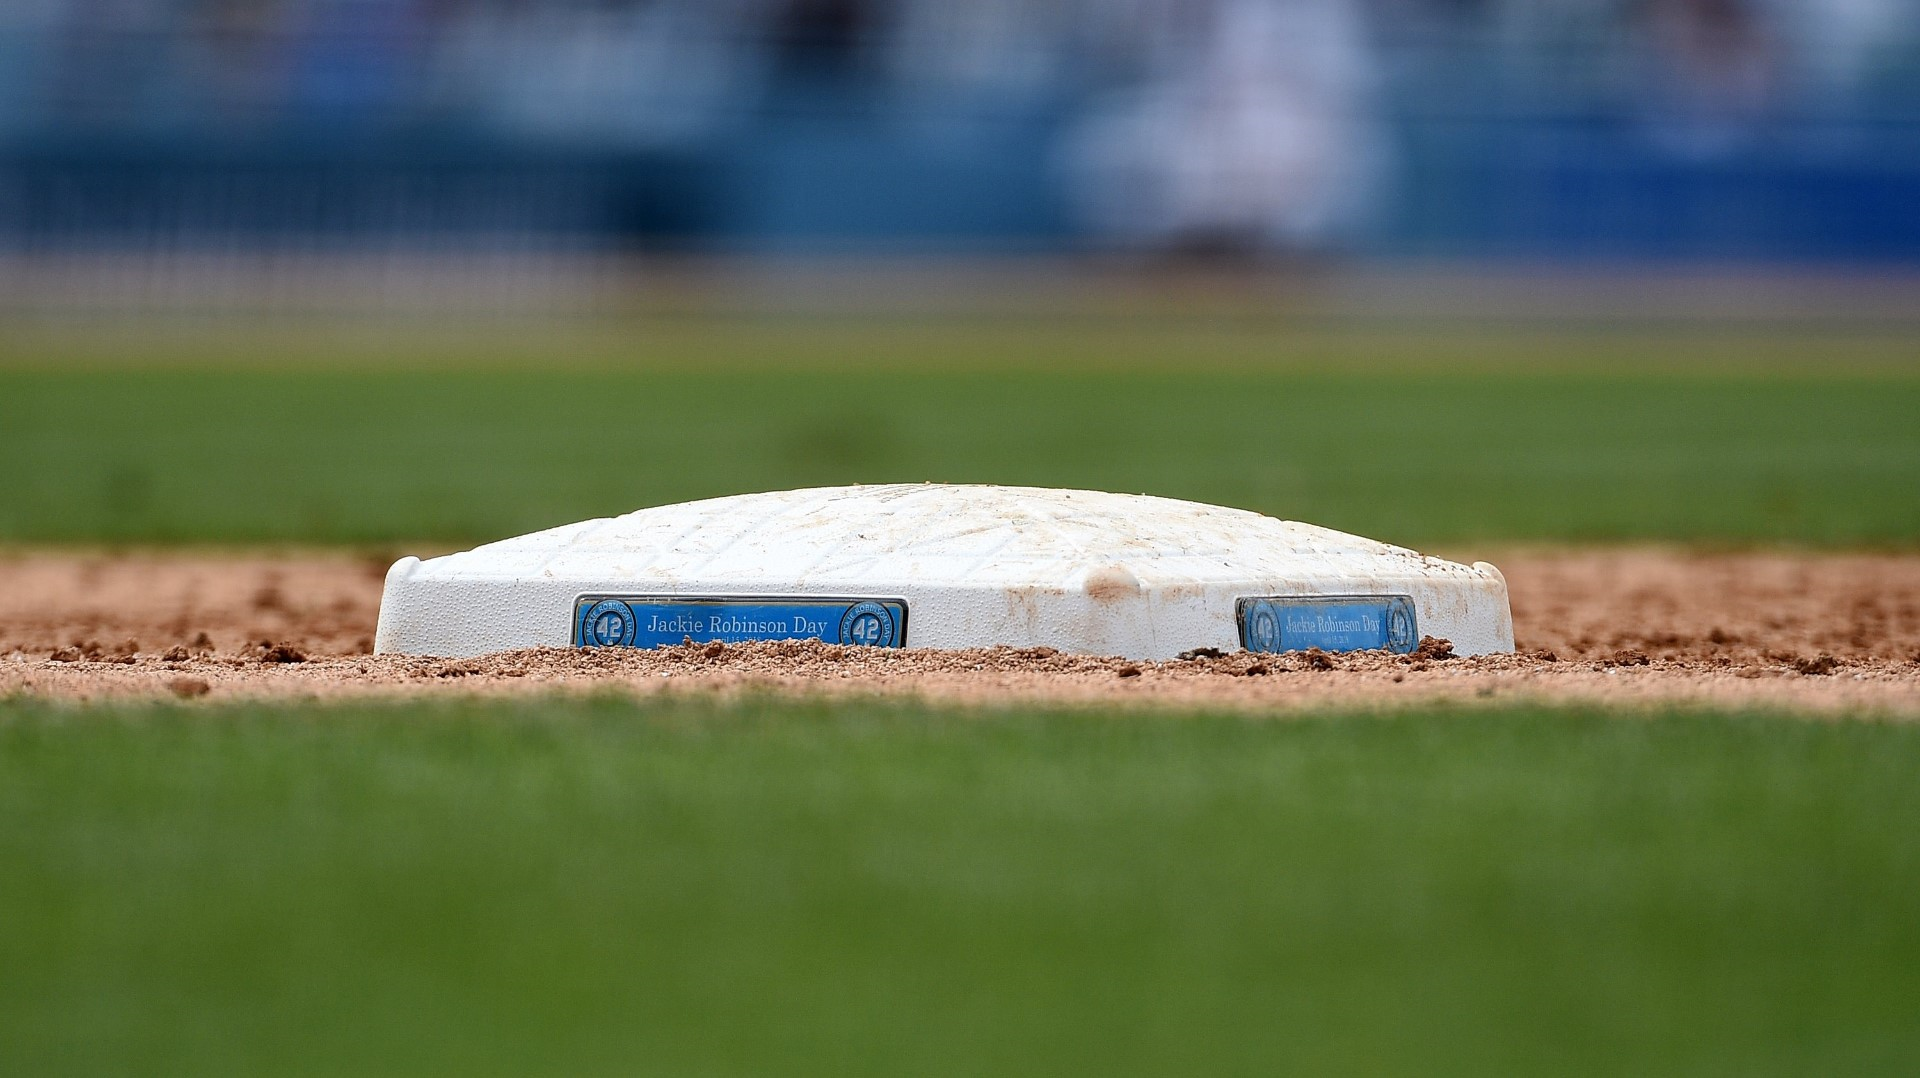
<box><xmin>7</xmin><ymin>317</ymin><xmax>1920</xmax><ymax>1073</ymax></box>
<box><xmin>4</xmin><ymin>697</ymin><xmax>1919</xmax><ymax>1077</ymax></box>
<box><xmin>2</xmin><ymin>321</ymin><xmax>1917</xmax><ymax>546</ymax></box>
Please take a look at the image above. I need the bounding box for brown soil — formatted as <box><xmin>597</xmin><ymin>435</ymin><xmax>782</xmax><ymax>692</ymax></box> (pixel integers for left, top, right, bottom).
<box><xmin>4</xmin><ymin>549</ymin><xmax>1919</xmax><ymax>716</ymax></box>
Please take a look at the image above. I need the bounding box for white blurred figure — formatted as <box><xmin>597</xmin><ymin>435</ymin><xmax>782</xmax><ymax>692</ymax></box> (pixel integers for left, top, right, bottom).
<box><xmin>1062</xmin><ymin>0</ymin><xmax>1385</xmax><ymax>255</ymax></box>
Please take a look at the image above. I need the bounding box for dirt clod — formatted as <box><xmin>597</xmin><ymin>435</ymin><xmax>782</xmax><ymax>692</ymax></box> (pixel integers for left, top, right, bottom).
<box><xmin>1793</xmin><ymin>654</ymin><xmax>1840</xmax><ymax>676</ymax></box>
<box><xmin>1303</xmin><ymin>648</ymin><xmax>1336</xmax><ymax>671</ymax></box>
<box><xmin>250</xmin><ymin>641</ymin><xmax>307</xmax><ymax>664</ymax></box>
<box><xmin>1116</xmin><ymin>665</ymin><xmax>1142</xmax><ymax>678</ymax></box>
<box><xmin>1412</xmin><ymin>637</ymin><xmax>1455</xmax><ymax>661</ymax></box>
<box><xmin>166</xmin><ymin>677</ymin><xmax>211</xmax><ymax>698</ymax></box>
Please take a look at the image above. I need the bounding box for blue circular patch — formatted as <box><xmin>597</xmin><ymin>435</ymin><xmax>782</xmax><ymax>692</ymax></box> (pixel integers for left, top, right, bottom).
<box><xmin>582</xmin><ymin>599</ymin><xmax>637</xmax><ymax>648</ymax></box>
<box><xmin>1387</xmin><ymin>601</ymin><xmax>1416</xmax><ymax>653</ymax></box>
<box><xmin>838</xmin><ymin>601</ymin><xmax>898</xmax><ymax>648</ymax></box>
<box><xmin>1245</xmin><ymin>602</ymin><xmax>1281</xmax><ymax>653</ymax></box>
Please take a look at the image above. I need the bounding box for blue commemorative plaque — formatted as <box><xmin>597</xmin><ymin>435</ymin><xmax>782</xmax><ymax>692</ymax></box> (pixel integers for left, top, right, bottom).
<box><xmin>573</xmin><ymin>596</ymin><xmax>906</xmax><ymax>649</ymax></box>
<box><xmin>1236</xmin><ymin>595</ymin><xmax>1418</xmax><ymax>655</ymax></box>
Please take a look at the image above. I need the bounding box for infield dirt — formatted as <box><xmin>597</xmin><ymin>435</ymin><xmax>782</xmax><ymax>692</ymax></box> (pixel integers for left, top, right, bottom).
<box><xmin>4</xmin><ymin>549</ymin><xmax>1918</xmax><ymax>715</ymax></box>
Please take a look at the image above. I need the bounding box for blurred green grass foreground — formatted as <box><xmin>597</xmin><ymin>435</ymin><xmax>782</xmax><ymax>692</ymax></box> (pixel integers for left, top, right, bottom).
<box><xmin>2</xmin><ymin>319</ymin><xmax>1917</xmax><ymax>546</ymax></box>
<box><xmin>3</xmin><ymin>697</ymin><xmax>1920</xmax><ymax>1077</ymax></box>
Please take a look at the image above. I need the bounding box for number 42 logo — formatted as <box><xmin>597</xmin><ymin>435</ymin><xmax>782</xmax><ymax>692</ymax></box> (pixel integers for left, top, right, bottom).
<box><xmin>837</xmin><ymin>602</ymin><xmax>899</xmax><ymax>648</ymax></box>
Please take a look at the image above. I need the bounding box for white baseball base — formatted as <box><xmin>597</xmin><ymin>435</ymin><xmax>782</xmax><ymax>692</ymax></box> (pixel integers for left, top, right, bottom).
<box><xmin>375</xmin><ymin>485</ymin><xmax>1514</xmax><ymax>660</ymax></box>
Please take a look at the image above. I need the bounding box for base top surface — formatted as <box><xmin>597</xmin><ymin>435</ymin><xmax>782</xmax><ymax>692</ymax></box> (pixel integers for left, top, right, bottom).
<box><xmin>408</xmin><ymin>484</ymin><xmax>1479</xmax><ymax>590</ymax></box>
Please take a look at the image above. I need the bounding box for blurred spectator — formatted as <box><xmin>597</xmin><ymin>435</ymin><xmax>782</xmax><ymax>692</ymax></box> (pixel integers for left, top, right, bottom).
<box><xmin>47</xmin><ymin>0</ymin><xmax>184</xmax><ymax>131</ymax></box>
<box><xmin>883</xmin><ymin>0</ymin><xmax>1070</xmax><ymax>108</ymax></box>
<box><xmin>1634</xmin><ymin>0</ymin><xmax>1782</xmax><ymax>159</ymax></box>
<box><xmin>441</xmin><ymin>0</ymin><xmax>762</xmax><ymax>148</ymax></box>
<box><xmin>772</xmin><ymin>0</ymin><xmax>881</xmax><ymax>83</ymax></box>
<box><xmin>282</xmin><ymin>0</ymin><xmax>427</xmax><ymax>128</ymax></box>
<box><xmin>1061</xmin><ymin>0</ymin><xmax>1384</xmax><ymax>254</ymax></box>
<box><xmin>1787</xmin><ymin>0</ymin><xmax>1914</xmax><ymax>92</ymax></box>
<box><xmin>177</xmin><ymin>0</ymin><xmax>288</xmax><ymax>131</ymax></box>
<box><xmin>0</xmin><ymin>0</ymin><xmax>62</xmax><ymax>137</ymax></box>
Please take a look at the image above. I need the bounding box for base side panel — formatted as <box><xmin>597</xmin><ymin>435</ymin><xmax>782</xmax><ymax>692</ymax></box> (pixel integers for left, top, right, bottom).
<box><xmin>375</xmin><ymin>558</ymin><xmax>1514</xmax><ymax>661</ymax></box>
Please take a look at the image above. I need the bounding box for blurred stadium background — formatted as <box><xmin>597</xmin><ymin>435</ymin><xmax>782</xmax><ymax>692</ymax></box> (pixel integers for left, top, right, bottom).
<box><xmin>4</xmin><ymin>0</ymin><xmax>1919</xmax><ymax>544</ymax></box>
<box><xmin>1</xmin><ymin>0</ymin><xmax>1917</xmax><ymax>315</ymax></box>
